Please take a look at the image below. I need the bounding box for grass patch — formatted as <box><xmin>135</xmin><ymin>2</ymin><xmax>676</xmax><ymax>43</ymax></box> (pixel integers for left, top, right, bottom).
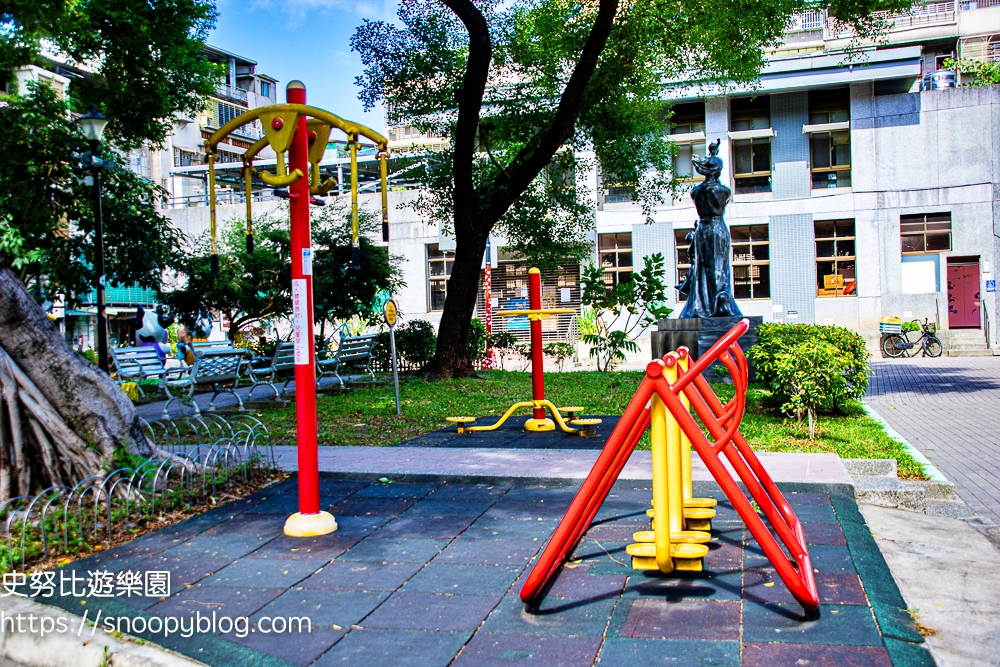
<box><xmin>258</xmin><ymin>370</ymin><xmax>926</xmax><ymax>479</ymax></box>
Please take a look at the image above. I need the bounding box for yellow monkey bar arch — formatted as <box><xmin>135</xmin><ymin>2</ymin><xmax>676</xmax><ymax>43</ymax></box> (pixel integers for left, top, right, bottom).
<box><xmin>202</xmin><ymin>103</ymin><xmax>391</xmax><ymax>270</ymax></box>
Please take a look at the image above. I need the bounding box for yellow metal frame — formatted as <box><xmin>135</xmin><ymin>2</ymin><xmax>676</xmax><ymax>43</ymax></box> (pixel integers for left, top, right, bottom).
<box><xmin>625</xmin><ymin>352</ymin><xmax>714</xmax><ymax>574</ymax></box>
<box><xmin>202</xmin><ymin>103</ymin><xmax>390</xmax><ymax>261</ymax></box>
<box><xmin>462</xmin><ymin>399</ymin><xmax>587</xmax><ymax>435</ymax></box>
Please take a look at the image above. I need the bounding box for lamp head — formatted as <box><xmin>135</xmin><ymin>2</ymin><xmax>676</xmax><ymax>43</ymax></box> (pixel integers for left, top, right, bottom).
<box><xmin>75</xmin><ymin>105</ymin><xmax>108</xmax><ymax>147</ymax></box>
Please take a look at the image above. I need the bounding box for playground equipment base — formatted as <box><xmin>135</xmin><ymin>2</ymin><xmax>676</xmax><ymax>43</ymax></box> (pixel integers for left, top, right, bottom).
<box><xmin>283</xmin><ymin>510</ymin><xmax>338</xmax><ymax>537</ymax></box>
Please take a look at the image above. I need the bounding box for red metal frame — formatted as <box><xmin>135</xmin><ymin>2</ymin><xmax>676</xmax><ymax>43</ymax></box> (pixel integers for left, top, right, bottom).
<box><xmin>528</xmin><ymin>269</ymin><xmax>545</xmax><ymax>420</ymax></box>
<box><xmin>287</xmin><ymin>82</ymin><xmax>321</xmax><ymax>516</ymax></box>
<box><xmin>519</xmin><ymin>319</ymin><xmax>819</xmax><ymax>612</ymax></box>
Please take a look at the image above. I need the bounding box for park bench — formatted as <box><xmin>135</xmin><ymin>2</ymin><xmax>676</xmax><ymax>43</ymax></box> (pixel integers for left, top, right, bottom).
<box><xmin>317</xmin><ymin>333</ymin><xmax>379</xmax><ymax>388</ymax></box>
<box><xmin>247</xmin><ymin>341</ymin><xmax>297</xmax><ymax>400</ymax></box>
<box><xmin>161</xmin><ymin>347</ymin><xmax>250</xmax><ymax>418</ymax></box>
<box><xmin>110</xmin><ymin>346</ymin><xmax>174</xmax><ymax>399</ymax></box>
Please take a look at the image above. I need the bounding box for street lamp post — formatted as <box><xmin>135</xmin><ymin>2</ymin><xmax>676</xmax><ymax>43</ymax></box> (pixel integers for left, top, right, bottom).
<box><xmin>75</xmin><ymin>105</ymin><xmax>110</xmax><ymax>373</ymax></box>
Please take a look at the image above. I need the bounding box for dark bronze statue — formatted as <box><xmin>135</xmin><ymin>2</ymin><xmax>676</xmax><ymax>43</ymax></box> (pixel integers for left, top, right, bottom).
<box><xmin>677</xmin><ymin>139</ymin><xmax>743</xmax><ymax>319</ymax></box>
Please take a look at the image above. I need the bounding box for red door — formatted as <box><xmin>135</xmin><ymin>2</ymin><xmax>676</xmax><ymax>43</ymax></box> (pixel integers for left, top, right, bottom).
<box><xmin>947</xmin><ymin>263</ymin><xmax>981</xmax><ymax>328</ymax></box>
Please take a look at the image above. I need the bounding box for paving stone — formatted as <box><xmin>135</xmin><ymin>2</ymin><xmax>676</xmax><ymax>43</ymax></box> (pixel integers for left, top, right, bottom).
<box><xmin>156</xmin><ymin>533</ymin><xmax>278</xmax><ymax>560</ymax></box>
<box><xmin>147</xmin><ymin>584</ymin><xmax>284</xmax><ymax>620</ymax></box>
<box><xmin>201</xmin><ymin>558</ymin><xmax>321</xmax><ymax>587</ymax></box>
<box><xmin>402</xmin><ymin>564</ymin><xmax>523</xmax><ymax>596</ymax></box>
<box><xmin>745</xmin><ymin>542</ymin><xmax>855</xmax><ymax>573</ymax></box>
<box><xmin>353</xmin><ymin>482</ymin><xmax>439</xmax><ymax>499</ymax></box>
<box><xmin>402</xmin><ymin>499</ymin><xmax>496</xmax><ymax>518</ymax></box>
<box><xmin>230</xmin><ymin>626</ymin><xmax>347</xmax><ymax>666</ymax></box>
<box><xmin>704</xmin><ymin>542</ymin><xmax>743</xmax><ymax>572</ymax></box>
<box><xmin>433</xmin><ymin>539</ymin><xmax>541</xmax><ymax>566</ymax></box>
<box><xmin>785</xmin><ymin>492</ymin><xmax>833</xmax><ymax>506</ymax></box>
<box><xmin>338</xmin><ymin>537</ymin><xmax>450</xmax><ymax>563</ymax></box>
<box><xmin>741</xmin><ymin>642</ymin><xmax>894</xmax><ymax>667</ymax></box>
<box><xmin>569</xmin><ymin>540</ymin><xmax>631</xmax><ymax>567</ymax></box>
<box><xmin>479</xmin><ymin>594</ymin><xmax>617</xmax><ymax>636</ymax></box>
<box><xmin>329</xmin><ymin>497</ymin><xmax>418</xmax><ymax>517</ymax></box>
<box><xmin>247</xmin><ymin>534</ymin><xmax>361</xmax><ymax>561</ymax></box>
<box><xmin>502</xmin><ymin>486</ymin><xmax>579</xmax><ymax>503</ymax></box>
<box><xmin>803</xmin><ymin>522</ymin><xmax>847</xmax><ymax>545</ymax></box>
<box><xmin>252</xmin><ymin>587</ymin><xmax>388</xmax><ymax>627</ymax></box>
<box><xmin>483</xmin><ymin>500</ymin><xmax>570</xmax><ymax>521</ymax></box>
<box><xmin>299</xmin><ymin>561</ymin><xmax>422</xmax><ymax>591</ymax></box>
<box><xmin>363</xmin><ymin>591</ymin><xmax>501</xmax><ymax>631</ymax></box>
<box><xmin>742</xmin><ymin>602</ymin><xmax>882</xmax><ymax>645</ymax></box>
<box><xmin>619</xmin><ymin>598</ymin><xmax>741</xmax><ymax>640</ymax></box>
<box><xmin>596</xmin><ymin>638</ymin><xmax>740</xmax><ymax>667</ymax></box>
<box><xmin>372</xmin><ymin>515</ymin><xmax>477</xmax><ymax>539</ymax></box>
<box><xmin>581</xmin><ymin>521</ymin><xmax>648</xmax><ymax>542</ymax></box>
<box><xmin>744</xmin><ymin>569</ymin><xmax>868</xmax><ymax>606</ymax></box>
<box><xmin>451</xmin><ymin>633</ymin><xmax>602</xmax><ymax>667</ymax></box>
<box><xmin>543</xmin><ymin>565</ymin><xmax>626</xmax><ymax>600</ymax></box>
<box><xmin>426</xmin><ymin>484</ymin><xmax>511</xmax><ymax>500</ymax></box>
<box><xmin>789</xmin><ymin>504</ymin><xmax>838</xmax><ymax>523</ymax></box>
<box><xmin>202</xmin><ymin>514</ymin><xmax>288</xmax><ymax>535</ymax></box>
<box><xmin>124</xmin><ymin>555</ymin><xmax>233</xmax><ymax>592</ymax></box>
<box><xmin>106</xmin><ymin>531</ymin><xmax>194</xmax><ymax>559</ymax></box>
<box><xmin>313</xmin><ymin>628</ymin><xmax>471</xmax><ymax>667</ymax></box>
<box><xmin>328</xmin><ymin>515</ymin><xmax>392</xmax><ymax>537</ymax></box>
<box><xmin>464</xmin><ymin>518</ymin><xmax>558</xmax><ymax>540</ymax></box>
<box><xmin>622</xmin><ymin>571</ymin><xmax>743</xmax><ymax>602</ymax></box>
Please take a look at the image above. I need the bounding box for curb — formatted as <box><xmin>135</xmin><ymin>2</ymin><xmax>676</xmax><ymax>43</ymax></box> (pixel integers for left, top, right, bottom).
<box><xmin>0</xmin><ymin>597</ymin><xmax>206</xmax><ymax>667</ymax></box>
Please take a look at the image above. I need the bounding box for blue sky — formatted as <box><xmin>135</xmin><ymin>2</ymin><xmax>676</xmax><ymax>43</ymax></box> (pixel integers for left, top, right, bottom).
<box><xmin>210</xmin><ymin>0</ymin><xmax>398</xmax><ymax>132</ymax></box>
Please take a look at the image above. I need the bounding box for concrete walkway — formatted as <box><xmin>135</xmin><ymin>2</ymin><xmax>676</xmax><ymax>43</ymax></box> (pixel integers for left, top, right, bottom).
<box><xmin>861</xmin><ymin>503</ymin><xmax>1000</xmax><ymax>667</ymax></box>
<box><xmin>266</xmin><ymin>446</ymin><xmax>852</xmax><ymax>485</ymax></box>
<box><xmin>867</xmin><ymin>357</ymin><xmax>1000</xmax><ymax>526</ymax></box>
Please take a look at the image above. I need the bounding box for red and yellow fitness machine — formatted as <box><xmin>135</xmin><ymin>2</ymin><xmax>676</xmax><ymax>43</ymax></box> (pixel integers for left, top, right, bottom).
<box><xmin>203</xmin><ymin>82</ymin><xmax>390</xmax><ymax>538</ymax></box>
<box><xmin>447</xmin><ymin>268</ymin><xmax>602</xmax><ymax>436</ymax></box>
<box><xmin>520</xmin><ymin>320</ymin><xmax>820</xmax><ymax>613</ymax></box>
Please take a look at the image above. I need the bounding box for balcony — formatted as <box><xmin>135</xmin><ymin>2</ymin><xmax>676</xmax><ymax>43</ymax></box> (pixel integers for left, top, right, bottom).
<box><xmin>215</xmin><ymin>83</ymin><xmax>248</xmax><ymax>105</ymax></box>
<box><xmin>786</xmin><ymin>10</ymin><xmax>826</xmax><ymax>32</ymax></box>
<box><xmin>892</xmin><ymin>1</ymin><xmax>956</xmax><ymax>30</ymax></box>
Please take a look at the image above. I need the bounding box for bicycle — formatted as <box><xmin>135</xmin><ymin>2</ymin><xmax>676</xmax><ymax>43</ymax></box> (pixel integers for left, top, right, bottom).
<box><xmin>881</xmin><ymin>318</ymin><xmax>943</xmax><ymax>358</ymax></box>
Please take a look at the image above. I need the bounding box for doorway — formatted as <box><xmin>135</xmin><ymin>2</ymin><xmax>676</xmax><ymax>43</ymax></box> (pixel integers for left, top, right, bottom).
<box><xmin>947</xmin><ymin>257</ymin><xmax>981</xmax><ymax>328</ymax></box>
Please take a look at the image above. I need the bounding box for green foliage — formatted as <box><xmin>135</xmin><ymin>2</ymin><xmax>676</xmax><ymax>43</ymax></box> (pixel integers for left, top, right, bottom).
<box><xmin>0</xmin><ymin>82</ymin><xmax>181</xmax><ymax>299</ymax></box>
<box><xmin>469</xmin><ymin>318</ymin><xmax>488</xmax><ymax>361</ymax></box>
<box><xmin>161</xmin><ymin>201</ymin><xmax>402</xmax><ymax>338</ymax></box>
<box><xmin>750</xmin><ymin>323</ymin><xmax>870</xmax><ymax>413</ymax></box>
<box><xmin>394</xmin><ymin>320</ymin><xmax>437</xmax><ymax>369</ymax></box>
<box><xmin>77</xmin><ymin>348</ymin><xmax>98</xmax><ymax>365</ymax></box>
<box><xmin>0</xmin><ymin>0</ymin><xmax>221</xmax><ymax>149</ymax></box>
<box><xmin>771</xmin><ymin>340</ymin><xmax>851</xmax><ymax>439</ymax></box>
<box><xmin>942</xmin><ymin>57</ymin><xmax>1000</xmax><ymax>86</ymax></box>
<box><xmin>575</xmin><ymin>306</ymin><xmax>600</xmax><ymax>336</ymax></box>
<box><xmin>487</xmin><ymin>331</ymin><xmax>521</xmax><ymax>370</ymax></box>
<box><xmin>579</xmin><ymin>252</ymin><xmax>671</xmax><ymax>371</ymax></box>
<box><xmin>901</xmin><ymin>320</ymin><xmax>920</xmax><ymax>333</ymax></box>
<box><xmin>543</xmin><ymin>341</ymin><xmax>574</xmax><ymax>371</ymax></box>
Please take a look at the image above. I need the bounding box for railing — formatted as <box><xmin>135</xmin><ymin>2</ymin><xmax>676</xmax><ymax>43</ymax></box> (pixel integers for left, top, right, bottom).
<box><xmin>786</xmin><ymin>10</ymin><xmax>826</xmax><ymax>32</ymax></box>
<box><xmin>163</xmin><ymin>189</ymin><xmax>279</xmax><ymax>209</ymax></box>
<box><xmin>215</xmin><ymin>84</ymin><xmax>249</xmax><ymax>105</ymax></box>
<box><xmin>893</xmin><ymin>1</ymin><xmax>956</xmax><ymax>29</ymax></box>
<box><xmin>959</xmin><ymin>0</ymin><xmax>1000</xmax><ymax>9</ymax></box>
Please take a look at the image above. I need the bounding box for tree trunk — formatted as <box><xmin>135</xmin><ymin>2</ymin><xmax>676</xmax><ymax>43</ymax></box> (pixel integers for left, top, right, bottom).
<box><xmin>426</xmin><ymin>226</ymin><xmax>490</xmax><ymax>378</ymax></box>
<box><xmin>0</xmin><ymin>261</ymin><xmax>157</xmax><ymax>502</ymax></box>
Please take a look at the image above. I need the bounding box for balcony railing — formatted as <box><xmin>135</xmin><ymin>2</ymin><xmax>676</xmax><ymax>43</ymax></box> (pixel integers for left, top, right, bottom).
<box><xmin>215</xmin><ymin>84</ymin><xmax>249</xmax><ymax>105</ymax></box>
<box><xmin>893</xmin><ymin>1</ymin><xmax>956</xmax><ymax>30</ymax></box>
<box><xmin>786</xmin><ymin>11</ymin><xmax>826</xmax><ymax>32</ymax></box>
<box><xmin>959</xmin><ymin>0</ymin><xmax>1000</xmax><ymax>9</ymax></box>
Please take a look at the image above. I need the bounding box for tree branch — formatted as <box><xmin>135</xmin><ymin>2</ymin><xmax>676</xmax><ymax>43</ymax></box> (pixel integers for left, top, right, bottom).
<box><xmin>483</xmin><ymin>0</ymin><xmax>619</xmax><ymax>222</ymax></box>
<box><xmin>440</xmin><ymin>0</ymin><xmax>493</xmax><ymax>234</ymax></box>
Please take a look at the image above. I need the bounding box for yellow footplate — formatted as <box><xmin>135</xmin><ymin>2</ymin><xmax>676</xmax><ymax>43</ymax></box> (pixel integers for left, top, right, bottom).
<box><xmin>632</xmin><ymin>530</ymin><xmax>711</xmax><ymax>544</ymax></box>
<box><xmin>626</xmin><ymin>542</ymin><xmax>709</xmax><ymax>572</ymax></box>
<box><xmin>646</xmin><ymin>506</ymin><xmax>717</xmax><ymax>531</ymax></box>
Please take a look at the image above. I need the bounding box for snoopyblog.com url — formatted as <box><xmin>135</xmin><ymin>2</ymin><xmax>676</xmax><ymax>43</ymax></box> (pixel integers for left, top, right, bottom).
<box><xmin>2</xmin><ymin>610</ymin><xmax>311</xmax><ymax>639</ymax></box>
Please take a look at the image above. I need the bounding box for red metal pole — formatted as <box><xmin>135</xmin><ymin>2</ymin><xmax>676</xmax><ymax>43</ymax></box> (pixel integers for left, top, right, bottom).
<box><xmin>287</xmin><ymin>81</ymin><xmax>320</xmax><ymax>517</ymax></box>
<box><xmin>529</xmin><ymin>268</ymin><xmax>545</xmax><ymax>420</ymax></box>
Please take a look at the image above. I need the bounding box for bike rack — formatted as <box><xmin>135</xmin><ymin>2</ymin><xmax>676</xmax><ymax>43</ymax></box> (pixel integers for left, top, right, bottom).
<box><xmin>519</xmin><ymin>319</ymin><xmax>820</xmax><ymax>613</ymax></box>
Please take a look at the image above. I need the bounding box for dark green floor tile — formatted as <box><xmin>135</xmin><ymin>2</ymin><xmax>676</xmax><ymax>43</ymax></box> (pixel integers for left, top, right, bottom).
<box><xmin>452</xmin><ymin>633</ymin><xmax>601</xmax><ymax>667</ymax></box>
<box><xmin>743</xmin><ymin>602</ymin><xmax>882</xmax><ymax>646</ymax></box>
<box><xmin>883</xmin><ymin>637</ymin><xmax>936</xmax><ymax>667</ymax></box>
<box><xmin>338</xmin><ymin>537</ymin><xmax>450</xmax><ymax>562</ymax></box>
<box><xmin>313</xmin><ymin>628</ymin><xmax>471</xmax><ymax>667</ymax></box>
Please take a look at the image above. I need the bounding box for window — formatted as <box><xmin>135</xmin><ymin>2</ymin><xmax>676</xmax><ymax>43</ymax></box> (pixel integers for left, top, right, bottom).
<box><xmin>599</xmin><ymin>233</ymin><xmax>633</xmax><ymax>289</ymax></box>
<box><xmin>808</xmin><ymin>88</ymin><xmax>851</xmax><ymax>189</ymax></box>
<box><xmin>901</xmin><ymin>213</ymin><xmax>951</xmax><ymax>254</ymax></box>
<box><xmin>260</xmin><ymin>81</ymin><xmax>270</xmax><ymax>98</ymax></box>
<box><xmin>731</xmin><ymin>96</ymin><xmax>771</xmax><ymax>194</ymax></box>
<box><xmin>731</xmin><ymin>225</ymin><xmax>770</xmax><ymax>299</ymax></box>
<box><xmin>427</xmin><ymin>243</ymin><xmax>454</xmax><ymax>311</ymax></box>
<box><xmin>668</xmin><ymin>102</ymin><xmax>706</xmax><ymax>180</ymax></box>
<box><xmin>602</xmin><ymin>170</ymin><xmax>635</xmax><ymax>203</ymax></box>
<box><xmin>815</xmin><ymin>219</ymin><xmax>857</xmax><ymax>297</ymax></box>
<box><xmin>675</xmin><ymin>228</ymin><xmax>693</xmax><ymax>302</ymax></box>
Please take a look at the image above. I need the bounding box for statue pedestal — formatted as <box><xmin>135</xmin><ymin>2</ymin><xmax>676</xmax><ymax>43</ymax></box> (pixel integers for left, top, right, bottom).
<box><xmin>651</xmin><ymin>316</ymin><xmax>763</xmax><ymax>381</ymax></box>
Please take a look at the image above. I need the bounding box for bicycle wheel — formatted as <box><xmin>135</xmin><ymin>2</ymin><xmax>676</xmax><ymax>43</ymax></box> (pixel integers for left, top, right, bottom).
<box><xmin>922</xmin><ymin>335</ymin><xmax>943</xmax><ymax>358</ymax></box>
<box><xmin>882</xmin><ymin>334</ymin><xmax>905</xmax><ymax>358</ymax></box>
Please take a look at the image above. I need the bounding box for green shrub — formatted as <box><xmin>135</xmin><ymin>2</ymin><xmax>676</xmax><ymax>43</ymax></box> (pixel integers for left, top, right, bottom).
<box><xmin>750</xmin><ymin>323</ymin><xmax>869</xmax><ymax>413</ymax></box>
<box><xmin>469</xmin><ymin>318</ymin><xmax>487</xmax><ymax>362</ymax></box>
<box><xmin>395</xmin><ymin>319</ymin><xmax>437</xmax><ymax>368</ymax></box>
<box><xmin>772</xmin><ymin>339</ymin><xmax>851</xmax><ymax>438</ymax></box>
<box><xmin>543</xmin><ymin>341</ymin><xmax>575</xmax><ymax>371</ymax></box>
